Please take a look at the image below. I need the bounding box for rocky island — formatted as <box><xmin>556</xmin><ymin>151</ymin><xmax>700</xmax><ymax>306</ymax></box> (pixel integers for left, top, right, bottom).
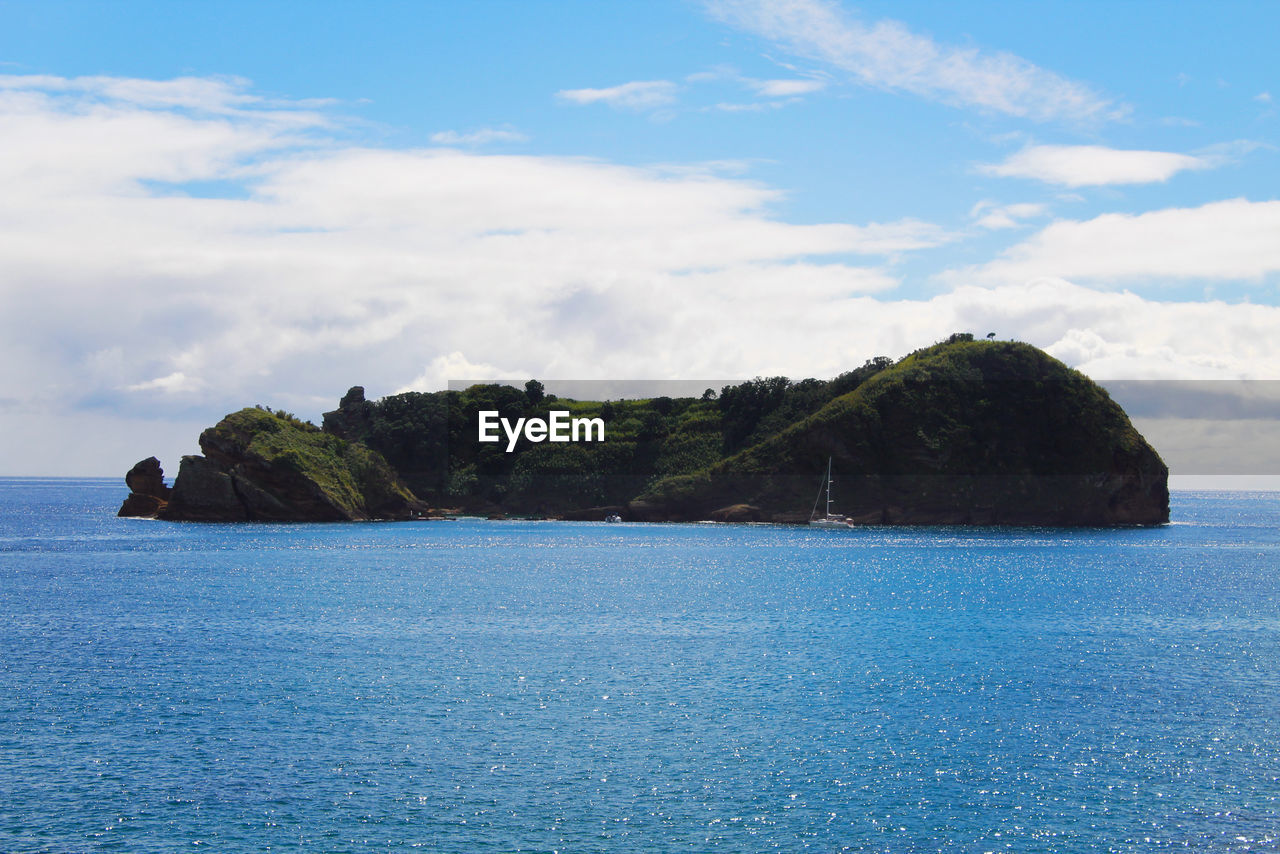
<box><xmin>121</xmin><ymin>336</ymin><xmax>1169</xmax><ymax>525</ymax></box>
<box><xmin>121</xmin><ymin>406</ymin><xmax>424</xmax><ymax>521</ymax></box>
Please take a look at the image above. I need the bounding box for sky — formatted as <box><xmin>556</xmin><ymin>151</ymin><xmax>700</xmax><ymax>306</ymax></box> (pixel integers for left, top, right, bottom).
<box><xmin>1</xmin><ymin>0</ymin><xmax>1278</xmax><ymax>479</ymax></box>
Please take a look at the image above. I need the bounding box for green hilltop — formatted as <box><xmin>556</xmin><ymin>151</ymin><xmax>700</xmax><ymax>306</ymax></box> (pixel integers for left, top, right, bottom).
<box><xmin>635</xmin><ymin>337</ymin><xmax>1168</xmax><ymax>525</ymax></box>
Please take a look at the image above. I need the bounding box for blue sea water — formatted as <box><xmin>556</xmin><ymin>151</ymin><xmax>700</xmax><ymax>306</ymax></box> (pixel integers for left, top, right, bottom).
<box><xmin>1</xmin><ymin>479</ymin><xmax>1278</xmax><ymax>852</ymax></box>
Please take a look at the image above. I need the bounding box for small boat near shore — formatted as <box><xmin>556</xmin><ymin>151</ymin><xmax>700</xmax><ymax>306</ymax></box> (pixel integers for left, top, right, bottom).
<box><xmin>809</xmin><ymin>457</ymin><xmax>852</xmax><ymax>528</ymax></box>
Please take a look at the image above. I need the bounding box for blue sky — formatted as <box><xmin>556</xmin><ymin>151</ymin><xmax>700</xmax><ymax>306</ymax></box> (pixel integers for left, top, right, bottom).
<box><xmin>0</xmin><ymin>0</ymin><xmax>1278</xmax><ymax>476</ymax></box>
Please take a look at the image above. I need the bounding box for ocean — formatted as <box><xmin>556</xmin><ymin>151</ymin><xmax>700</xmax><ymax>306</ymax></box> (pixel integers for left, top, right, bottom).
<box><xmin>1</xmin><ymin>478</ymin><xmax>1277</xmax><ymax>852</ymax></box>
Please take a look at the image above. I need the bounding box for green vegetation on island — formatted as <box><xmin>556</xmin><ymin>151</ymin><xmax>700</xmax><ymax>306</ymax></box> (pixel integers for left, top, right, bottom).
<box><xmin>319</xmin><ymin>359</ymin><xmax>896</xmax><ymax>516</ymax></box>
<box><xmin>636</xmin><ymin>337</ymin><xmax>1168</xmax><ymax>525</ymax></box>
<box><xmin>121</xmin><ymin>336</ymin><xmax>1169</xmax><ymax>525</ymax></box>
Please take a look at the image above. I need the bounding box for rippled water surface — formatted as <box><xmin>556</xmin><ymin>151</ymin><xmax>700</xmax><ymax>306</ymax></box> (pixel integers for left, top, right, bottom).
<box><xmin>2</xmin><ymin>479</ymin><xmax>1279</xmax><ymax>852</ymax></box>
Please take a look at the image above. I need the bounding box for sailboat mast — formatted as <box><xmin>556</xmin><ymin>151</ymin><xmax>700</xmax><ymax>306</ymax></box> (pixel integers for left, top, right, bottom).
<box><xmin>826</xmin><ymin>457</ymin><xmax>833</xmax><ymax>517</ymax></box>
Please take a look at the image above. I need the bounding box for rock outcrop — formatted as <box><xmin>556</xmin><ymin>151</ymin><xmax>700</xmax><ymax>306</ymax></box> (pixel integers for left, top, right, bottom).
<box><xmin>163</xmin><ymin>455</ymin><xmax>251</xmax><ymax>522</ymax></box>
<box><xmin>321</xmin><ymin>386</ymin><xmax>374</xmax><ymax>441</ymax></box>
<box><xmin>117</xmin><ymin>456</ymin><xmax>172</xmax><ymax>517</ymax></box>
<box><xmin>709</xmin><ymin>504</ymin><xmax>767</xmax><ymax>522</ymax></box>
<box><xmin>121</xmin><ymin>407</ymin><xmax>427</xmax><ymax>522</ymax></box>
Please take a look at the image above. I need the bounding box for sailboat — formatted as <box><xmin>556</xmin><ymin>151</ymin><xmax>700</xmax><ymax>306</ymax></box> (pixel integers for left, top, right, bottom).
<box><xmin>809</xmin><ymin>457</ymin><xmax>851</xmax><ymax>528</ymax></box>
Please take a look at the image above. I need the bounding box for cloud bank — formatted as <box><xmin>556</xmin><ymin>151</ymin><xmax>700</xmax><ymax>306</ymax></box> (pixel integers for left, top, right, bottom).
<box><xmin>0</xmin><ymin>75</ymin><xmax>923</xmax><ymax>427</ymax></box>
<box><xmin>2</xmin><ymin>72</ymin><xmax>1277</xmax><ymax>476</ymax></box>
<box><xmin>965</xmin><ymin>199</ymin><xmax>1280</xmax><ymax>284</ymax></box>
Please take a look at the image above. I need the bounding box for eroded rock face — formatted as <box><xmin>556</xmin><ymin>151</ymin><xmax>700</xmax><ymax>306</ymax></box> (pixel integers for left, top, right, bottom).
<box><xmin>162</xmin><ymin>455</ymin><xmax>248</xmax><ymax>522</ymax></box>
<box><xmin>125</xmin><ymin>456</ymin><xmax>167</xmax><ymax>496</ymax></box>
<box><xmin>148</xmin><ymin>407</ymin><xmax>425</xmax><ymax>522</ymax></box>
<box><xmin>117</xmin><ymin>457</ymin><xmax>172</xmax><ymax>518</ymax></box>
<box><xmin>118</xmin><ymin>492</ymin><xmax>166</xmax><ymax>518</ymax></box>
<box><xmin>321</xmin><ymin>386</ymin><xmax>373</xmax><ymax>442</ymax></box>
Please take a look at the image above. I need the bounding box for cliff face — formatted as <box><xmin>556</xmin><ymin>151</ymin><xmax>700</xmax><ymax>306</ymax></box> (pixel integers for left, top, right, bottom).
<box><xmin>637</xmin><ymin>340</ymin><xmax>1169</xmax><ymax>526</ymax></box>
<box><xmin>120</xmin><ymin>407</ymin><xmax>425</xmax><ymax>522</ymax></box>
<box><xmin>321</xmin><ymin>386</ymin><xmax>375</xmax><ymax>442</ymax></box>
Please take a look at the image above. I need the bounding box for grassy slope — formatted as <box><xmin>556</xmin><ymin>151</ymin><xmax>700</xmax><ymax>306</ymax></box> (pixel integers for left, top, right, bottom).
<box><xmin>208</xmin><ymin>407</ymin><xmax>416</xmax><ymax>516</ymax></box>
<box><xmin>639</xmin><ymin>339</ymin><xmax>1164</xmax><ymax>517</ymax></box>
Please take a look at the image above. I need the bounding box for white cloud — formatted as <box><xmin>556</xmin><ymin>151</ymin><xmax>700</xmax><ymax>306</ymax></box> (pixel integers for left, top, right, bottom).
<box><xmin>686</xmin><ymin>66</ymin><xmax>826</xmax><ymax>103</ymax></box>
<box><xmin>969</xmin><ymin>200</ymin><xmax>1049</xmax><ymax>230</ymax></box>
<box><xmin>706</xmin><ymin>0</ymin><xmax>1123</xmax><ymax>123</ymax></box>
<box><xmin>963</xmin><ymin>198</ymin><xmax>1280</xmax><ymax>284</ymax></box>
<box><xmin>749</xmin><ymin>77</ymin><xmax>826</xmax><ymax>97</ymax></box>
<box><xmin>396</xmin><ymin>352</ymin><xmax>526</xmax><ymax>394</ymax></box>
<box><xmin>980</xmin><ymin>144</ymin><xmax>1212</xmax><ymax>187</ymax></box>
<box><xmin>802</xmin><ymin>279</ymin><xmax>1280</xmax><ymax>382</ymax></box>
<box><xmin>556</xmin><ymin>80</ymin><xmax>678</xmax><ymax>110</ymax></box>
<box><xmin>127</xmin><ymin>372</ymin><xmax>204</xmax><ymax>394</ymax></box>
<box><xmin>429</xmin><ymin>127</ymin><xmax>528</xmax><ymax>146</ymax></box>
<box><xmin>0</xmin><ymin>72</ymin><xmax>331</xmax><ymax>119</ymax></box>
<box><xmin>710</xmin><ymin>101</ymin><xmax>772</xmax><ymax>113</ymax></box>
<box><xmin>1256</xmin><ymin>91</ymin><xmax>1273</xmax><ymax>104</ymax></box>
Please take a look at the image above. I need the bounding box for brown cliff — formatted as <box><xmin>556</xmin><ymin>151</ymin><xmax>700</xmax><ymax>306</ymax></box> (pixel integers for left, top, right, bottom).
<box><xmin>117</xmin><ymin>457</ymin><xmax>172</xmax><ymax>518</ymax></box>
<box><xmin>120</xmin><ymin>407</ymin><xmax>426</xmax><ymax>522</ymax></box>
